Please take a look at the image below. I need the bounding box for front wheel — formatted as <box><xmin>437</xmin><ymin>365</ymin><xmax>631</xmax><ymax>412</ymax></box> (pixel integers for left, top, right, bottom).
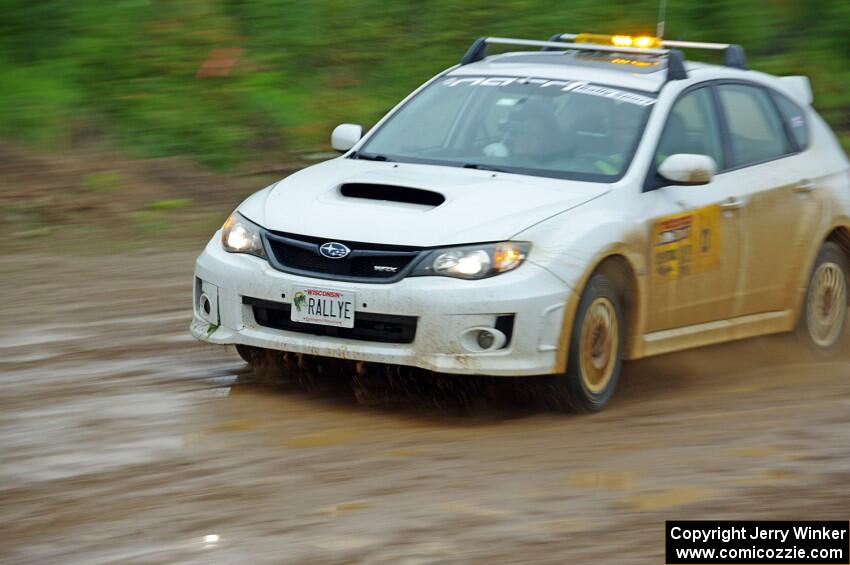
<box><xmin>548</xmin><ymin>273</ymin><xmax>624</xmax><ymax>413</ymax></box>
<box><xmin>798</xmin><ymin>242</ymin><xmax>849</xmax><ymax>356</ymax></box>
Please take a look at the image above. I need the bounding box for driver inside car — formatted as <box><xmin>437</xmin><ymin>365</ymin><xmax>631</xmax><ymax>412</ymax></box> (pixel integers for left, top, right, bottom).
<box><xmin>484</xmin><ymin>99</ymin><xmax>561</xmax><ymax>165</ymax></box>
<box><xmin>592</xmin><ymin>101</ymin><xmax>644</xmax><ymax>175</ymax></box>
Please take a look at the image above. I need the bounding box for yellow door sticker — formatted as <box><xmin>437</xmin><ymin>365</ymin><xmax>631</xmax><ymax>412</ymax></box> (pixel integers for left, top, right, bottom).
<box><xmin>651</xmin><ymin>205</ymin><xmax>721</xmax><ymax>281</ymax></box>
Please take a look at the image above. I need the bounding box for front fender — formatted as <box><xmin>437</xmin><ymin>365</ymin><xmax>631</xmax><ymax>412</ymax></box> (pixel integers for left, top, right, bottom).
<box><xmin>520</xmin><ymin>202</ymin><xmax>647</xmax><ymax>290</ymax></box>
<box><xmin>518</xmin><ymin>208</ymin><xmax>649</xmax><ymax>371</ymax></box>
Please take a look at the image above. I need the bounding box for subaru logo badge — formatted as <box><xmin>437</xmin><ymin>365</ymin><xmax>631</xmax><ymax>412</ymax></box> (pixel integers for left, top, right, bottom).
<box><xmin>319</xmin><ymin>241</ymin><xmax>351</xmax><ymax>259</ymax></box>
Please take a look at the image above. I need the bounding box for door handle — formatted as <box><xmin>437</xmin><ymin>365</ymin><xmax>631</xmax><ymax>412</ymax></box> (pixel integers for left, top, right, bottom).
<box><xmin>720</xmin><ymin>197</ymin><xmax>746</xmax><ymax>212</ymax></box>
<box><xmin>793</xmin><ymin>179</ymin><xmax>816</xmax><ymax>194</ymax></box>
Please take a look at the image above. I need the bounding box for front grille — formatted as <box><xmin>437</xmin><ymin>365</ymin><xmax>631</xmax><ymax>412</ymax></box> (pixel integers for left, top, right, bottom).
<box><xmin>244</xmin><ymin>297</ymin><xmax>417</xmax><ymax>344</ymax></box>
<box><xmin>263</xmin><ymin>231</ymin><xmax>423</xmax><ymax>283</ymax></box>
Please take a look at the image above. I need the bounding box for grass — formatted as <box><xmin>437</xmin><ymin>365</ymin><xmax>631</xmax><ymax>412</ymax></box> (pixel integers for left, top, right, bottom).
<box><xmin>0</xmin><ymin>0</ymin><xmax>848</xmax><ymax>168</ymax></box>
<box><xmin>146</xmin><ymin>198</ymin><xmax>193</xmax><ymax>211</ymax></box>
<box><xmin>82</xmin><ymin>171</ymin><xmax>124</xmax><ymax>193</ymax></box>
<box><xmin>126</xmin><ymin>210</ymin><xmax>174</xmax><ymax>235</ymax></box>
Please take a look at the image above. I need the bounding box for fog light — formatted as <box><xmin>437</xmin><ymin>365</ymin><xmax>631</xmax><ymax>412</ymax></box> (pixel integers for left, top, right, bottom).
<box><xmin>196</xmin><ymin>280</ymin><xmax>220</xmax><ymax>325</ymax></box>
<box><xmin>477</xmin><ymin>330</ymin><xmax>495</xmax><ymax>350</ymax></box>
<box><xmin>200</xmin><ymin>293</ymin><xmax>212</xmax><ymax>315</ymax></box>
<box><xmin>460</xmin><ymin>326</ymin><xmax>508</xmax><ymax>352</ymax></box>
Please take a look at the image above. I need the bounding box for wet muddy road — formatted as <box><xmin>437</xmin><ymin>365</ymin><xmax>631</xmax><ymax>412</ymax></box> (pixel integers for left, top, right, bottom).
<box><xmin>2</xmin><ymin>252</ymin><xmax>849</xmax><ymax>564</ymax></box>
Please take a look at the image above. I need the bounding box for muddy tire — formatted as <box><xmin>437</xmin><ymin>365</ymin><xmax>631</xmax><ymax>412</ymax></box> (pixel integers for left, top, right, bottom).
<box><xmin>548</xmin><ymin>273</ymin><xmax>624</xmax><ymax>413</ymax></box>
<box><xmin>797</xmin><ymin>242</ymin><xmax>849</xmax><ymax>356</ymax></box>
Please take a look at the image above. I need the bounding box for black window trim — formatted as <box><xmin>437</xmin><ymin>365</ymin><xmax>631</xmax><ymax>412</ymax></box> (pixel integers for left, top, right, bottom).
<box><xmin>644</xmin><ymin>78</ymin><xmax>805</xmax><ymax>192</ymax></box>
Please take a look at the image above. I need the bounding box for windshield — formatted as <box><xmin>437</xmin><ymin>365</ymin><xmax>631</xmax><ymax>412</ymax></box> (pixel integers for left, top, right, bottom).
<box><xmin>356</xmin><ymin>76</ymin><xmax>656</xmax><ymax>182</ymax></box>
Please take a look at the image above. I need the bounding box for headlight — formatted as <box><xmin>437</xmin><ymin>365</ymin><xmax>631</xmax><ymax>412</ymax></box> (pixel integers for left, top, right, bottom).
<box><xmin>413</xmin><ymin>242</ymin><xmax>530</xmax><ymax>279</ymax></box>
<box><xmin>221</xmin><ymin>212</ymin><xmax>266</xmax><ymax>258</ymax></box>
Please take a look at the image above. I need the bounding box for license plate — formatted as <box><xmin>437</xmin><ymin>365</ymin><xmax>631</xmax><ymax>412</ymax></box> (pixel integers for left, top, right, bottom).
<box><xmin>290</xmin><ymin>286</ymin><xmax>355</xmax><ymax>328</ymax></box>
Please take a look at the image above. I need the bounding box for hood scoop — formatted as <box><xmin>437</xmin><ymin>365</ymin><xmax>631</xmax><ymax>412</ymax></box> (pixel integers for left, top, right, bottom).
<box><xmin>339</xmin><ymin>183</ymin><xmax>445</xmax><ymax>207</ymax></box>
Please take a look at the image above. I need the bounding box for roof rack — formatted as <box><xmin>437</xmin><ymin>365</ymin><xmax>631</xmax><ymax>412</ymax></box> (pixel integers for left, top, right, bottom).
<box><xmin>459</xmin><ymin>35</ymin><xmax>748</xmax><ymax>82</ymax></box>
<box><xmin>663</xmin><ymin>40</ymin><xmax>747</xmax><ymax>70</ymax></box>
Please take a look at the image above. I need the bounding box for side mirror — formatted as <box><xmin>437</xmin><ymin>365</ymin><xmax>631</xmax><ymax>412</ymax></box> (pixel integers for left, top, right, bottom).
<box><xmin>331</xmin><ymin>123</ymin><xmax>363</xmax><ymax>152</ymax></box>
<box><xmin>658</xmin><ymin>154</ymin><xmax>717</xmax><ymax>186</ymax></box>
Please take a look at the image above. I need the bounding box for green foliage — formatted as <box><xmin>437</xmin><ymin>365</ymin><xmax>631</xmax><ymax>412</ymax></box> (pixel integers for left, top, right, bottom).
<box><xmin>82</xmin><ymin>171</ymin><xmax>124</xmax><ymax>193</ymax></box>
<box><xmin>146</xmin><ymin>198</ymin><xmax>193</xmax><ymax>210</ymax></box>
<box><xmin>126</xmin><ymin>209</ymin><xmax>174</xmax><ymax>235</ymax></box>
<box><xmin>0</xmin><ymin>0</ymin><xmax>848</xmax><ymax>167</ymax></box>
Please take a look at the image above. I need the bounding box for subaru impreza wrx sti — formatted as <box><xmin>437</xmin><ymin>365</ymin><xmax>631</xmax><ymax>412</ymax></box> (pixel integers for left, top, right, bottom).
<box><xmin>192</xmin><ymin>33</ymin><xmax>850</xmax><ymax>411</ymax></box>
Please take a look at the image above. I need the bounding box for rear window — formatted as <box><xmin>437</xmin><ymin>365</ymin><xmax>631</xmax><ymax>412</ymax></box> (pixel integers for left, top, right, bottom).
<box><xmin>772</xmin><ymin>91</ymin><xmax>809</xmax><ymax>150</ymax></box>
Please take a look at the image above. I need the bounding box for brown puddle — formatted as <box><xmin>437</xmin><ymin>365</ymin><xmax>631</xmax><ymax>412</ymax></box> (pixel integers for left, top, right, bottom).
<box><xmin>1</xmin><ymin>252</ymin><xmax>848</xmax><ymax>564</ymax></box>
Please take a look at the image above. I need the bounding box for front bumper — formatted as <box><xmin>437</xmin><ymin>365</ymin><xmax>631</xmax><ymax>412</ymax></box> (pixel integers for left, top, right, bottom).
<box><xmin>191</xmin><ymin>235</ymin><xmax>574</xmax><ymax>376</ymax></box>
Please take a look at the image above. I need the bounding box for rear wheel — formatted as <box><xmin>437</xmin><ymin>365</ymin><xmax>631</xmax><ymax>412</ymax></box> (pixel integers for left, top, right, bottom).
<box><xmin>798</xmin><ymin>242</ymin><xmax>849</xmax><ymax>355</ymax></box>
<box><xmin>549</xmin><ymin>273</ymin><xmax>624</xmax><ymax>412</ymax></box>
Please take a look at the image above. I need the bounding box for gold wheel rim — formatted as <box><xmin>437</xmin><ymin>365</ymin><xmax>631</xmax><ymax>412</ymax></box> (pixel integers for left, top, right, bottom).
<box><xmin>807</xmin><ymin>262</ymin><xmax>847</xmax><ymax>348</ymax></box>
<box><xmin>579</xmin><ymin>297</ymin><xmax>619</xmax><ymax>394</ymax></box>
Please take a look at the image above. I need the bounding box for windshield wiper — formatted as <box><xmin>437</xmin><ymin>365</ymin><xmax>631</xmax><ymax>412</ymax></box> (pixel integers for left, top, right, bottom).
<box><xmin>351</xmin><ymin>151</ymin><xmax>393</xmax><ymax>162</ymax></box>
<box><xmin>463</xmin><ymin>163</ymin><xmax>508</xmax><ymax>173</ymax></box>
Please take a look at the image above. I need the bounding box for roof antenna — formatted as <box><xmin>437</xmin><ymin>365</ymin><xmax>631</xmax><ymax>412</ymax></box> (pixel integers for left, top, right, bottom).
<box><xmin>656</xmin><ymin>0</ymin><xmax>668</xmax><ymax>38</ymax></box>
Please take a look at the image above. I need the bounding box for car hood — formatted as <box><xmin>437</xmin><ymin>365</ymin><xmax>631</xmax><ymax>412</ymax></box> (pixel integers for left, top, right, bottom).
<box><xmin>240</xmin><ymin>158</ymin><xmax>608</xmax><ymax>247</ymax></box>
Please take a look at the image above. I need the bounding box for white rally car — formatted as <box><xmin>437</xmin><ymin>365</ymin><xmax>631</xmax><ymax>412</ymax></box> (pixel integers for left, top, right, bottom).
<box><xmin>192</xmin><ymin>33</ymin><xmax>850</xmax><ymax>411</ymax></box>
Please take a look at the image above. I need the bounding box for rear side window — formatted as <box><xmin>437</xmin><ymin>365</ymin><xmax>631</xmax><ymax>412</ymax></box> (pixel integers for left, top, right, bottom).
<box><xmin>772</xmin><ymin>91</ymin><xmax>809</xmax><ymax>150</ymax></box>
<box><xmin>717</xmin><ymin>84</ymin><xmax>791</xmax><ymax>168</ymax></box>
